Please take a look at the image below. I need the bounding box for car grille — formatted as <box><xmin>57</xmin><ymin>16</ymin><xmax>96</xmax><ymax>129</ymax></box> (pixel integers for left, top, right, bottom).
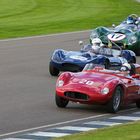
<box><xmin>62</xmin><ymin>63</ymin><xmax>82</xmax><ymax>72</ymax></box>
<box><xmin>64</xmin><ymin>91</ymin><xmax>89</xmax><ymax>101</ymax></box>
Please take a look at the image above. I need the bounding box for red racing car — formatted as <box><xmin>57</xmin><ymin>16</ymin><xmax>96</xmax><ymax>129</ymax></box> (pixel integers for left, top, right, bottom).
<box><xmin>55</xmin><ymin>64</ymin><xmax>140</xmax><ymax>113</ymax></box>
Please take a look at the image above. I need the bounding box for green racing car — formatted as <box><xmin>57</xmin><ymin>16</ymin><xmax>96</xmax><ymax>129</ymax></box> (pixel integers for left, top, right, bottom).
<box><xmin>90</xmin><ymin>14</ymin><xmax>140</xmax><ymax>56</ymax></box>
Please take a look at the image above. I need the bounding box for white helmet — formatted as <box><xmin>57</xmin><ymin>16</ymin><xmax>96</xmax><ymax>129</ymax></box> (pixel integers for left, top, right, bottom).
<box><xmin>120</xmin><ymin>63</ymin><xmax>131</xmax><ymax>72</ymax></box>
<box><xmin>91</xmin><ymin>38</ymin><xmax>102</xmax><ymax>53</ymax></box>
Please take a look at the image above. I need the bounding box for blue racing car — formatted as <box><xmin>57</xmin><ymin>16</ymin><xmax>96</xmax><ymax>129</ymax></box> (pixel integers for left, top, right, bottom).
<box><xmin>49</xmin><ymin>38</ymin><xmax>136</xmax><ymax>76</ymax></box>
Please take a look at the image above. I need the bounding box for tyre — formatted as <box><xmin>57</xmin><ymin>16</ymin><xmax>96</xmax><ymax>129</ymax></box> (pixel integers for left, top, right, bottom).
<box><xmin>107</xmin><ymin>86</ymin><xmax>123</xmax><ymax>113</ymax></box>
<box><xmin>55</xmin><ymin>94</ymin><xmax>69</xmax><ymax>108</ymax></box>
<box><xmin>136</xmin><ymin>100</ymin><xmax>140</xmax><ymax>108</ymax></box>
<box><xmin>49</xmin><ymin>62</ymin><xmax>59</xmax><ymax>76</ymax></box>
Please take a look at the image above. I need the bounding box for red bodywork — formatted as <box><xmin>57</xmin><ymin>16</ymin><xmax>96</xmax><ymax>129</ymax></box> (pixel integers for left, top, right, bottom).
<box><xmin>56</xmin><ymin>66</ymin><xmax>140</xmax><ymax>106</ymax></box>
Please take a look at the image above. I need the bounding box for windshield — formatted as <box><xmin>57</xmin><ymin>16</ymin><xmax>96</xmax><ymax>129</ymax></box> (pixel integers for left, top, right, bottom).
<box><xmin>115</xmin><ymin>24</ymin><xmax>136</xmax><ymax>33</ymax></box>
<box><xmin>97</xmin><ymin>69</ymin><xmax>130</xmax><ymax>77</ymax></box>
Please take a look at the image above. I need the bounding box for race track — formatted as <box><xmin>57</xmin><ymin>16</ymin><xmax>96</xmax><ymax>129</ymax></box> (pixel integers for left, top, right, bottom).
<box><xmin>0</xmin><ymin>31</ymin><xmax>139</xmax><ymax>137</ymax></box>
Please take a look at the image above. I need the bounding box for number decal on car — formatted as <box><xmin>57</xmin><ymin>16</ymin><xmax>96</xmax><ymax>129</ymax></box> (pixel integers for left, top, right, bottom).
<box><xmin>107</xmin><ymin>33</ymin><xmax>126</xmax><ymax>41</ymax></box>
<box><xmin>86</xmin><ymin>81</ymin><xmax>94</xmax><ymax>86</ymax></box>
<box><xmin>79</xmin><ymin>79</ymin><xmax>94</xmax><ymax>86</ymax></box>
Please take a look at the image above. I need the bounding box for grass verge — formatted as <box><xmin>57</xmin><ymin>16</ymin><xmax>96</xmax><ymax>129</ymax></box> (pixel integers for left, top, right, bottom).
<box><xmin>0</xmin><ymin>0</ymin><xmax>140</xmax><ymax>38</ymax></box>
<box><xmin>53</xmin><ymin>121</ymin><xmax>140</xmax><ymax>140</ymax></box>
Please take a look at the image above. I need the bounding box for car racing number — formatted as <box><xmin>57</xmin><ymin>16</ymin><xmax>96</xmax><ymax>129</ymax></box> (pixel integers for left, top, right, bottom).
<box><xmin>73</xmin><ymin>79</ymin><xmax>94</xmax><ymax>86</ymax></box>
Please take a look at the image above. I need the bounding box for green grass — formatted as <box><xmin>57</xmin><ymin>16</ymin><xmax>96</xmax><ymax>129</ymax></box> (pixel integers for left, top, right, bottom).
<box><xmin>53</xmin><ymin>121</ymin><xmax>140</xmax><ymax>140</ymax></box>
<box><xmin>0</xmin><ymin>0</ymin><xmax>140</xmax><ymax>39</ymax></box>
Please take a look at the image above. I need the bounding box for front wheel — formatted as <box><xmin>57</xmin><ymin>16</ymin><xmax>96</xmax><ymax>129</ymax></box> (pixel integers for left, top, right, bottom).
<box><xmin>49</xmin><ymin>62</ymin><xmax>59</xmax><ymax>76</ymax></box>
<box><xmin>55</xmin><ymin>94</ymin><xmax>69</xmax><ymax>108</ymax></box>
<box><xmin>107</xmin><ymin>86</ymin><xmax>123</xmax><ymax>113</ymax></box>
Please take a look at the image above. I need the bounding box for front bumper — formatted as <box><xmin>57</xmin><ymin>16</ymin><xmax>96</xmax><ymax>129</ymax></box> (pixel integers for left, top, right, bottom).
<box><xmin>56</xmin><ymin>87</ymin><xmax>112</xmax><ymax>105</ymax></box>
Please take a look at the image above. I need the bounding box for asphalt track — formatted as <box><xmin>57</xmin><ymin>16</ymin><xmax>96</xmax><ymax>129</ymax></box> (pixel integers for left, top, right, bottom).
<box><xmin>0</xmin><ymin>31</ymin><xmax>139</xmax><ymax>137</ymax></box>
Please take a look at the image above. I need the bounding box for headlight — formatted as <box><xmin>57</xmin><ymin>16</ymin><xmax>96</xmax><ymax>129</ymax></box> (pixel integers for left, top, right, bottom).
<box><xmin>101</xmin><ymin>87</ymin><xmax>109</xmax><ymax>94</ymax></box>
<box><xmin>128</xmin><ymin>36</ymin><xmax>137</xmax><ymax>45</ymax></box>
<box><xmin>57</xmin><ymin>80</ymin><xmax>64</xmax><ymax>87</ymax></box>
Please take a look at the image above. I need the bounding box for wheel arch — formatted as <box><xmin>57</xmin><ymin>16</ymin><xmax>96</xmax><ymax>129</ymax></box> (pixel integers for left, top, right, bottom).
<box><xmin>114</xmin><ymin>84</ymin><xmax>125</xmax><ymax>101</ymax></box>
<box><xmin>107</xmin><ymin>84</ymin><xmax>125</xmax><ymax>113</ymax></box>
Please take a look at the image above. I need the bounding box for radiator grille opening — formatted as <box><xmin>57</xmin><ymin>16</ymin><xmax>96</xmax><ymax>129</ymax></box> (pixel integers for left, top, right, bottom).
<box><xmin>64</xmin><ymin>91</ymin><xmax>89</xmax><ymax>101</ymax></box>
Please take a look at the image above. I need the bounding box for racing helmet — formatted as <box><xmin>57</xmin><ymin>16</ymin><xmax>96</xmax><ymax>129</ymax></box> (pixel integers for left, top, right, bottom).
<box><xmin>91</xmin><ymin>38</ymin><xmax>102</xmax><ymax>53</ymax></box>
<box><xmin>120</xmin><ymin>63</ymin><xmax>131</xmax><ymax>72</ymax></box>
<box><xmin>126</xmin><ymin>14</ymin><xmax>138</xmax><ymax>24</ymax></box>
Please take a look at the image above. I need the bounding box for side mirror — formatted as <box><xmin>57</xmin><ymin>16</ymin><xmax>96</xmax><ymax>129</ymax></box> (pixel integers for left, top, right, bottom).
<box><xmin>112</xmin><ymin>24</ymin><xmax>116</xmax><ymax>28</ymax></box>
<box><xmin>79</xmin><ymin>41</ymin><xmax>84</xmax><ymax>46</ymax></box>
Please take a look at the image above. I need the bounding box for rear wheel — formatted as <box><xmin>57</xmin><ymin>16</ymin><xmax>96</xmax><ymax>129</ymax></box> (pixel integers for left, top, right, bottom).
<box><xmin>49</xmin><ymin>62</ymin><xmax>59</xmax><ymax>76</ymax></box>
<box><xmin>107</xmin><ymin>86</ymin><xmax>123</xmax><ymax>113</ymax></box>
<box><xmin>55</xmin><ymin>94</ymin><xmax>69</xmax><ymax>108</ymax></box>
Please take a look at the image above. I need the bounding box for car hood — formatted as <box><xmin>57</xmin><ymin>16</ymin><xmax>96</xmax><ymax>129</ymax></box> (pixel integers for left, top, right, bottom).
<box><xmin>72</xmin><ymin>72</ymin><xmax>116</xmax><ymax>85</ymax></box>
<box><xmin>57</xmin><ymin>71</ymin><xmax>121</xmax><ymax>95</ymax></box>
<box><xmin>63</xmin><ymin>72</ymin><xmax>117</xmax><ymax>93</ymax></box>
<box><xmin>62</xmin><ymin>51</ymin><xmax>99</xmax><ymax>63</ymax></box>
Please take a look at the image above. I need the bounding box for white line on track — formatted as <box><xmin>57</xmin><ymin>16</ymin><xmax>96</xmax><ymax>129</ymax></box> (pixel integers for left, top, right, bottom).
<box><xmin>0</xmin><ymin>113</ymin><xmax>108</xmax><ymax>137</ymax></box>
<box><xmin>0</xmin><ymin>108</ymin><xmax>137</xmax><ymax>138</ymax></box>
<box><xmin>0</xmin><ymin>30</ymin><xmax>91</xmax><ymax>42</ymax></box>
<box><xmin>55</xmin><ymin>126</ymin><xmax>97</xmax><ymax>131</ymax></box>
<box><xmin>110</xmin><ymin>116</ymin><xmax>140</xmax><ymax>121</ymax></box>
<box><xmin>84</xmin><ymin>121</ymin><xmax>122</xmax><ymax>126</ymax></box>
<box><xmin>28</xmin><ymin>132</ymin><xmax>70</xmax><ymax>137</ymax></box>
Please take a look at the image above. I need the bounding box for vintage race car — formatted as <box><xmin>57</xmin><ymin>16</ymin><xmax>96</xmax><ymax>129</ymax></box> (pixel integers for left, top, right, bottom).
<box><xmin>90</xmin><ymin>14</ymin><xmax>140</xmax><ymax>55</ymax></box>
<box><xmin>55</xmin><ymin>64</ymin><xmax>140</xmax><ymax>113</ymax></box>
<box><xmin>49</xmin><ymin>42</ymin><xmax>136</xmax><ymax>76</ymax></box>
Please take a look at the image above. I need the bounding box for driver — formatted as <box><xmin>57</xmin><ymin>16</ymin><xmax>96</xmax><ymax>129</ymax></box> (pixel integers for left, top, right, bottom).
<box><xmin>120</xmin><ymin>63</ymin><xmax>136</xmax><ymax>76</ymax></box>
<box><xmin>126</xmin><ymin>14</ymin><xmax>139</xmax><ymax>25</ymax></box>
<box><xmin>90</xmin><ymin>38</ymin><xmax>103</xmax><ymax>54</ymax></box>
